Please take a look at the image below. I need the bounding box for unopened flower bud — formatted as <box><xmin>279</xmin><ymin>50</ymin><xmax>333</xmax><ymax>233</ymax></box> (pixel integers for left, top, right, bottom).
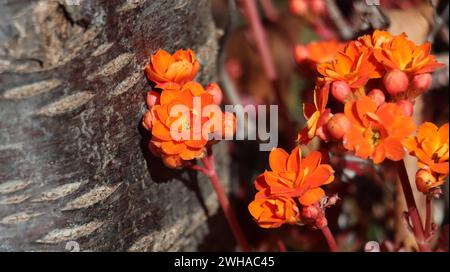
<box><xmin>367</xmin><ymin>88</ymin><xmax>385</xmax><ymax>107</ymax></box>
<box><xmin>331</xmin><ymin>81</ymin><xmax>351</xmax><ymax>103</ymax></box>
<box><xmin>289</xmin><ymin>0</ymin><xmax>307</xmax><ymax>16</ymax></box>
<box><xmin>294</xmin><ymin>45</ymin><xmax>309</xmax><ymax>63</ymax></box>
<box><xmin>326</xmin><ymin>113</ymin><xmax>352</xmax><ymax>140</ymax></box>
<box><xmin>142</xmin><ymin>111</ymin><xmax>153</xmax><ymax>131</ymax></box>
<box><xmin>412</xmin><ymin>73</ymin><xmax>432</xmax><ymax>94</ymax></box>
<box><xmin>316</xmin><ymin>111</ymin><xmax>333</xmax><ymax>141</ymax></box>
<box><xmin>383</xmin><ymin>69</ymin><xmax>409</xmax><ymax>96</ymax></box>
<box><xmin>301</xmin><ymin>205</ymin><xmax>320</xmax><ymax>219</ymax></box>
<box><xmin>310</xmin><ymin>0</ymin><xmax>325</xmax><ymax>15</ymax></box>
<box><xmin>416</xmin><ymin>169</ymin><xmax>436</xmax><ymax>194</ymax></box>
<box><xmin>146</xmin><ymin>90</ymin><xmax>160</xmax><ymax>108</ymax></box>
<box><xmin>396</xmin><ymin>100</ymin><xmax>414</xmax><ymax>117</ymax></box>
<box><xmin>206</xmin><ymin>83</ymin><xmax>223</xmax><ymax>105</ymax></box>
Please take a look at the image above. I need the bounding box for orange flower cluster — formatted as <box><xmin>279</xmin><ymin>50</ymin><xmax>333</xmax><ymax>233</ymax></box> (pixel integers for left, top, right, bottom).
<box><xmin>248</xmin><ymin>147</ymin><xmax>334</xmax><ymax>228</ymax></box>
<box><xmin>405</xmin><ymin>123</ymin><xmax>449</xmax><ymax>193</ymax></box>
<box><xmin>317</xmin><ymin>30</ymin><xmax>443</xmax><ymax>101</ymax></box>
<box><xmin>298</xmin><ymin>30</ymin><xmax>444</xmax><ymax>164</ymax></box>
<box><xmin>143</xmin><ymin>49</ymin><xmax>234</xmax><ymax>168</ymax></box>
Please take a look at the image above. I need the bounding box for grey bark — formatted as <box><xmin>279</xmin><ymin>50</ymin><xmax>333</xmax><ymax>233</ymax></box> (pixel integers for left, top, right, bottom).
<box><xmin>0</xmin><ymin>0</ymin><xmax>228</xmax><ymax>251</ymax></box>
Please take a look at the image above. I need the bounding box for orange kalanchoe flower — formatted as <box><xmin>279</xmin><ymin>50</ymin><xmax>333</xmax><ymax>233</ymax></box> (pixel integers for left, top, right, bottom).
<box><xmin>294</xmin><ymin>40</ymin><xmax>345</xmax><ymax>66</ymax></box>
<box><xmin>404</xmin><ymin>122</ymin><xmax>449</xmax><ymax>193</ymax></box>
<box><xmin>373</xmin><ymin>33</ymin><xmax>444</xmax><ymax>76</ymax></box>
<box><xmin>298</xmin><ymin>82</ymin><xmax>332</xmax><ymax>144</ymax></box>
<box><xmin>256</xmin><ymin>147</ymin><xmax>334</xmax><ymax>205</ymax></box>
<box><xmin>144</xmin><ymin>49</ymin><xmax>200</xmax><ymax>87</ymax></box>
<box><xmin>248</xmin><ymin>146</ymin><xmax>334</xmax><ymax>228</ymax></box>
<box><xmin>248</xmin><ymin>195</ymin><xmax>300</xmax><ymax>229</ymax></box>
<box><xmin>317</xmin><ymin>41</ymin><xmax>381</xmax><ymax>89</ymax></box>
<box><xmin>343</xmin><ymin>96</ymin><xmax>416</xmax><ymax>164</ymax></box>
<box><xmin>148</xmin><ymin>81</ymin><xmax>231</xmax><ymax>168</ymax></box>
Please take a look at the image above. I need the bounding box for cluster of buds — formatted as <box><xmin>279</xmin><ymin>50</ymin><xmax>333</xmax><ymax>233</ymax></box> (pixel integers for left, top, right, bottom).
<box><xmin>143</xmin><ymin>49</ymin><xmax>234</xmax><ymax>168</ymax></box>
<box><xmin>289</xmin><ymin>0</ymin><xmax>326</xmax><ymax>17</ymax></box>
<box><xmin>300</xmin><ymin>194</ymin><xmax>340</xmax><ymax>229</ymax></box>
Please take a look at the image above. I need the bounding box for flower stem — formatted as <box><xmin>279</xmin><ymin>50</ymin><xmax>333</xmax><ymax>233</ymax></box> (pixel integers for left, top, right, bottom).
<box><xmin>194</xmin><ymin>148</ymin><xmax>251</xmax><ymax>252</ymax></box>
<box><xmin>239</xmin><ymin>0</ymin><xmax>296</xmax><ymax>143</ymax></box>
<box><xmin>425</xmin><ymin>195</ymin><xmax>432</xmax><ymax>238</ymax></box>
<box><xmin>397</xmin><ymin>160</ymin><xmax>431</xmax><ymax>252</ymax></box>
<box><xmin>320</xmin><ymin>226</ymin><xmax>338</xmax><ymax>252</ymax></box>
<box><xmin>259</xmin><ymin>0</ymin><xmax>279</xmax><ymax>22</ymax></box>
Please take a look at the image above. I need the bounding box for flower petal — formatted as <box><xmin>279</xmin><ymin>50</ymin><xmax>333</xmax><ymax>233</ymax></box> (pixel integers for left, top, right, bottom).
<box><xmin>298</xmin><ymin>188</ymin><xmax>325</xmax><ymax>206</ymax></box>
<box><xmin>269</xmin><ymin>148</ymin><xmax>289</xmax><ymax>172</ymax></box>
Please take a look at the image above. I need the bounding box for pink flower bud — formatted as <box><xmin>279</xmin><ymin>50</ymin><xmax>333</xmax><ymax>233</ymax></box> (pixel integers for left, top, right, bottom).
<box><xmin>412</xmin><ymin>73</ymin><xmax>432</xmax><ymax>94</ymax></box>
<box><xmin>383</xmin><ymin>69</ymin><xmax>409</xmax><ymax>96</ymax></box>
<box><xmin>367</xmin><ymin>88</ymin><xmax>386</xmax><ymax>107</ymax></box>
<box><xmin>326</xmin><ymin>113</ymin><xmax>352</xmax><ymax>140</ymax></box>
<box><xmin>310</xmin><ymin>0</ymin><xmax>326</xmax><ymax>15</ymax></box>
<box><xmin>331</xmin><ymin>81</ymin><xmax>351</xmax><ymax>103</ymax></box>
<box><xmin>294</xmin><ymin>45</ymin><xmax>309</xmax><ymax>63</ymax></box>
<box><xmin>301</xmin><ymin>205</ymin><xmax>320</xmax><ymax>219</ymax></box>
<box><xmin>142</xmin><ymin>111</ymin><xmax>153</xmax><ymax>131</ymax></box>
<box><xmin>289</xmin><ymin>0</ymin><xmax>307</xmax><ymax>16</ymax></box>
<box><xmin>205</xmin><ymin>83</ymin><xmax>223</xmax><ymax>105</ymax></box>
<box><xmin>146</xmin><ymin>90</ymin><xmax>160</xmax><ymax>108</ymax></box>
<box><xmin>316</xmin><ymin>110</ymin><xmax>333</xmax><ymax>141</ymax></box>
<box><xmin>396</xmin><ymin>100</ymin><xmax>414</xmax><ymax>117</ymax></box>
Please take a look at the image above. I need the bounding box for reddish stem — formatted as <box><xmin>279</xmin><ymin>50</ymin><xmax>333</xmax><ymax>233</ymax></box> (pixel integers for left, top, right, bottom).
<box><xmin>193</xmin><ymin>148</ymin><xmax>251</xmax><ymax>252</ymax></box>
<box><xmin>425</xmin><ymin>196</ymin><xmax>432</xmax><ymax>238</ymax></box>
<box><xmin>240</xmin><ymin>0</ymin><xmax>295</xmax><ymax>142</ymax></box>
<box><xmin>241</xmin><ymin>0</ymin><xmax>277</xmax><ymax>81</ymax></box>
<box><xmin>320</xmin><ymin>226</ymin><xmax>338</xmax><ymax>252</ymax></box>
<box><xmin>397</xmin><ymin>160</ymin><xmax>431</xmax><ymax>252</ymax></box>
<box><xmin>259</xmin><ymin>0</ymin><xmax>279</xmax><ymax>22</ymax></box>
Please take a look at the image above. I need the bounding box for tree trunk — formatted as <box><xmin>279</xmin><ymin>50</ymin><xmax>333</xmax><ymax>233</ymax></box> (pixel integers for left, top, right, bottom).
<box><xmin>0</xmin><ymin>0</ymin><xmax>228</xmax><ymax>251</ymax></box>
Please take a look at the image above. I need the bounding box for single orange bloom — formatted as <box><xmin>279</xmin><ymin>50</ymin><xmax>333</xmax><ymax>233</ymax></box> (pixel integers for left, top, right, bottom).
<box><xmin>254</xmin><ymin>146</ymin><xmax>334</xmax><ymax>206</ymax></box>
<box><xmin>298</xmin><ymin>82</ymin><xmax>332</xmax><ymax>144</ymax></box>
<box><xmin>373</xmin><ymin>33</ymin><xmax>444</xmax><ymax>75</ymax></box>
<box><xmin>404</xmin><ymin>122</ymin><xmax>449</xmax><ymax>189</ymax></box>
<box><xmin>317</xmin><ymin>41</ymin><xmax>381</xmax><ymax>89</ymax></box>
<box><xmin>294</xmin><ymin>40</ymin><xmax>345</xmax><ymax>66</ymax></box>
<box><xmin>343</xmin><ymin>96</ymin><xmax>416</xmax><ymax>163</ymax></box>
<box><xmin>145</xmin><ymin>49</ymin><xmax>200</xmax><ymax>87</ymax></box>
<box><xmin>248</xmin><ymin>195</ymin><xmax>300</xmax><ymax>228</ymax></box>
<box><xmin>149</xmin><ymin>81</ymin><xmax>229</xmax><ymax>168</ymax></box>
